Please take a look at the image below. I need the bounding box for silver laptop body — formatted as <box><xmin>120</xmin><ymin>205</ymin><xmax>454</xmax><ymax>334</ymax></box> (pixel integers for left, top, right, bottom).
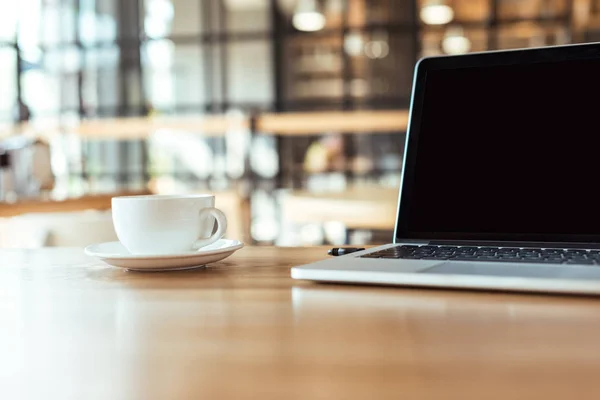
<box><xmin>292</xmin><ymin>43</ymin><xmax>600</xmax><ymax>295</ymax></box>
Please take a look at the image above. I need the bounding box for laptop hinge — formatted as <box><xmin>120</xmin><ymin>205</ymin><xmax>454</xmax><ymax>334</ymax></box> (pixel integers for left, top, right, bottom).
<box><xmin>428</xmin><ymin>239</ymin><xmax>600</xmax><ymax>249</ymax></box>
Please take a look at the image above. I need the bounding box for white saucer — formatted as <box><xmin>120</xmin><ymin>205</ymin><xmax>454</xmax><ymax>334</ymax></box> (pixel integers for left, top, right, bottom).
<box><xmin>84</xmin><ymin>239</ymin><xmax>244</xmax><ymax>272</ymax></box>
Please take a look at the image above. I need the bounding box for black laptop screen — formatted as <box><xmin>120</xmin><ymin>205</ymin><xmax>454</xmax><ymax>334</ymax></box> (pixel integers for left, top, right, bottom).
<box><xmin>405</xmin><ymin>56</ymin><xmax>600</xmax><ymax>242</ymax></box>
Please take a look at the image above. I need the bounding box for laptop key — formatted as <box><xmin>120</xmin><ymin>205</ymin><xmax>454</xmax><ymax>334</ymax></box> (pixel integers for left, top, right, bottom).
<box><xmin>542</xmin><ymin>250</ymin><xmax>563</xmax><ymax>255</ymax></box>
<box><xmin>566</xmin><ymin>250</ymin><xmax>589</xmax><ymax>255</ymax></box>
<box><xmin>566</xmin><ymin>259</ymin><xmax>595</xmax><ymax>265</ymax></box>
<box><xmin>543</xmin><ymin>259</ymin><xmax>567</xmax><ymax>264</ymax></box>
<box><xmin>567</xmin><ymin>256</ymin><xmax>594</xmax><ymax>263</ymax></box>
<box><xmin>454</xmin><ymin>251</ymin><xmax>476</xmax><ymax>256</ymax></box>
<box><xmin>458</xmin><ymin>247</ymin><xmax>478</xmax><ymax>251</ymax></box>
<box><xmin>398</xmin><ymin>246</ymin><xmax>419</xmax><ymax>251</ymax></box>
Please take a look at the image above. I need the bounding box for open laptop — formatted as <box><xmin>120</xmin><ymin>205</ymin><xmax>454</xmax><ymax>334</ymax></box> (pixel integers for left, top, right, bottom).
<box><xmin>291</xmin><ymin>42</ymin><xmax>600</xmax><ymax>295</ymax></box>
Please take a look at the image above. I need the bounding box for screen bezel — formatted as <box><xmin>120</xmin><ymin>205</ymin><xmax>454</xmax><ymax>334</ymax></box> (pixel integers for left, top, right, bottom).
<box><xmin>394</xmin><ymin>42</ymin><xmax>600</xmax><ymax>245</ymax></box>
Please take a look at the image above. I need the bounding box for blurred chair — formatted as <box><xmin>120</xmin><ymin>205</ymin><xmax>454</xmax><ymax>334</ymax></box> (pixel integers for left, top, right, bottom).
<box><xmin>281</xmin><ymin>186</ymin><xmax>398</xmax><ymax>230</ymax></box>
<box><xmin>0</xmin><ymin>136</ymin><xmax>54</xmax><ymax>200</ymax></box>
<box><xmin>279</xmin><ymin>186</ymin><xmax>398</xmax><ymax>245</ymax></box>
<box><xmin>0</xmin><ymin>210</ymin><xmax>117</xmax><ymax>248</ymax></box>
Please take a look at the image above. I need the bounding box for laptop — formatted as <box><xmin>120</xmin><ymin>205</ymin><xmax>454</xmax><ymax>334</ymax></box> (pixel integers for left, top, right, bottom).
<box><xmin>291</xmin><ymin>42</ymin><xmax>600</xmax><ymax>295</ymax></box>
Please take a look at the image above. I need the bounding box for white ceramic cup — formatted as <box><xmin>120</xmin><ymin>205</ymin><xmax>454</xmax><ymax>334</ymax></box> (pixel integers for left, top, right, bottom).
<box><xmin>111</xmin><ymin>194</ymin><xmax>227</xmax><ymax>255</ymax></box>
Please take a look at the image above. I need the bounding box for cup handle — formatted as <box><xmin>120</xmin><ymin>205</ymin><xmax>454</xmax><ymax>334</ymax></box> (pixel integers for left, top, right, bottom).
<box><xmin>193</xmin><ymin>207</ymin><xmax>228</xmax><ymax>250</ymax></box>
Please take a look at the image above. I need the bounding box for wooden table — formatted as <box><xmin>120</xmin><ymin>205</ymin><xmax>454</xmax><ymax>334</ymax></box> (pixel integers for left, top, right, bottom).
<box><xmin>2</xmin><ymin>247</ymin><xmax>600</xmax><ymax>399</ymax></box>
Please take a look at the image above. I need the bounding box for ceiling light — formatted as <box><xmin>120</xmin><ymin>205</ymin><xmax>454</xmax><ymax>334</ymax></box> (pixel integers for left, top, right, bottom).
<box><xmin>420</xmin><ymin>0</ymin><xmax>454</xmax><ymax>25</ymax></box>
<box><xmin>224</xmin><ymin>0</ymin><xmax>268</xmax><ymax>10</ymax></box>
<box><xmin>147</xmin><ymin>0</ymin><xmax>174</xmax><ymax>20</ymax></box>
<box><xmin>364</xmin><ymin>41</ymin><xmax>389</xmax><ymax>59</ymax></box>
<box><xmin>293</xmin><ymin>12</ymin><xmax>326</xmax><ymax>31</ymax></box>
<box><xmin>292</xmin><ymin>0</ymin><xmax>326</xmax><ymax>32</ymax></box>
<box><xmin>344</xmin><ymin>32</ymin><xmax>364</xmax><ymax>56</ymax></box>
<box><xmin>442</xmin><ymin>26</ymin><xmax>471</xmax><ymax>55</ymax></box>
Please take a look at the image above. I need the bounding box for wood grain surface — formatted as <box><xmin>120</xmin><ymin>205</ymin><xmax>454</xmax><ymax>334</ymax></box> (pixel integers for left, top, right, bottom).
<box><xmin>1</xmin><ymin>246</ymin><xmax>600</xmax><ymax>400</ymax></box>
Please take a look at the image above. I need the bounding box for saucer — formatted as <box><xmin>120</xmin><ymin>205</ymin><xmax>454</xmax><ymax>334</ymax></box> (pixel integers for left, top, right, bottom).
<box><xmin>84</xmin><ymin>239</ymin><xmax>244</xmax><ymax>272</ymax></box>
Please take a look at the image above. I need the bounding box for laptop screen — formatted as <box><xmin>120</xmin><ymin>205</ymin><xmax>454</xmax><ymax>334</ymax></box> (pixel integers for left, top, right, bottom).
<box><xmin>405</xmin><ymin>56</ymin><xmax>600</xmax><ymax>242</ymax></box>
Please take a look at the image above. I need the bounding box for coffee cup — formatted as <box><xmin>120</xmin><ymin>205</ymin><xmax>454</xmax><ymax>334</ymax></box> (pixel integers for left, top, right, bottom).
<box><xmin>111</xmin><ymin>194</ymin><xmax>227</xmax><ymax>255</ymax></box>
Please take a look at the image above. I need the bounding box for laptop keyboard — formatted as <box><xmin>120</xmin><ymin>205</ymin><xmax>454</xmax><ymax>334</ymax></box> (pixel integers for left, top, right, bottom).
<box><xmin>359</xmin><ymin>245</ymin><xmax>600</xmax><ymax>265</ymax></box>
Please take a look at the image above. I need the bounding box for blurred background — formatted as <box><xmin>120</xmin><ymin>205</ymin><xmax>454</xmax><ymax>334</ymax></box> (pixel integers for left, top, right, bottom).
<box><xmin>0</xmin><ymin>0</ymin><xmax>597</xmax><ymax>248</ymax></box>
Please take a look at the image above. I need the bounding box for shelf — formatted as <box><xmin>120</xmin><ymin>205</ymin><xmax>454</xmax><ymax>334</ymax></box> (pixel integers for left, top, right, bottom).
<box><xmin>1</xmin><ymin>110</ymin><xmax>409</xmax><ymax>141</ymax></box>
<box><xmin>0</xmin><ymin>115</ymin><xmax>249</xmax><ymax>141</ymax></box>
<box><xmin>258</xmin><ymin>110</ymin><xmax>409</xmax><ymax>135</ymax></box>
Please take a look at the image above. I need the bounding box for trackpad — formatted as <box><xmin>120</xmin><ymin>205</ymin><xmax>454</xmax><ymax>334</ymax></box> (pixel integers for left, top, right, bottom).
<box><xmin>422</xmin><ymin>262</ymin><xmax>600</xmax><ymax>280</ymax></box>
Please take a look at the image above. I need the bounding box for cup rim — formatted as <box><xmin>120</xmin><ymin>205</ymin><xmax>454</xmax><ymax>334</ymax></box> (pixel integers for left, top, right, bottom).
<box><xmin>112</xmin><ymin>194</ymin><xmax>214</xmax><ymax>201</ymax></box>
